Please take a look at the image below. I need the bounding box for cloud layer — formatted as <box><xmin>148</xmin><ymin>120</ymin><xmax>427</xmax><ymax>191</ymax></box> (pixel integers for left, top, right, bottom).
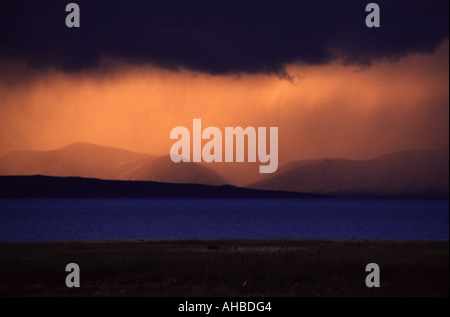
<box><xmin>0</xmin><ymin>0</ymin><xmax>448</xmax><ymax>75</ymax></box>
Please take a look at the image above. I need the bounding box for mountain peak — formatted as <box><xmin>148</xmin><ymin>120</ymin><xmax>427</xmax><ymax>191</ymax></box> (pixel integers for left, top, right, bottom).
<box><xmin>0</xmin><ymin>143</ymin><xmax>227</xmax><ymax>186</ymax></box>
<box><xmin>251</xmin><ymin>149</ymin><xmax>449</xmax><ymax>199</ymax></box>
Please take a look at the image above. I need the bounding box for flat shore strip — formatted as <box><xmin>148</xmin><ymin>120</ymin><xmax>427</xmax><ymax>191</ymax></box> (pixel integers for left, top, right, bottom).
<box><xmin>0</xmin><ymin>239</ymin><xmax>448</xmax><ymax>297</ymax></box>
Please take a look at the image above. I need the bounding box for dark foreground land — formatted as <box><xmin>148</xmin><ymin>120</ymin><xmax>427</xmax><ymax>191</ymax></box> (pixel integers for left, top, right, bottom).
<box><xmin>0</xmin><ymin>176</ymin><xmax>324</xmax><ymax>198</ymax></box>
<box><xmin>0</xmin><ymin>239</ymin><xmax>448</xmax><ymax>297</ymax></box>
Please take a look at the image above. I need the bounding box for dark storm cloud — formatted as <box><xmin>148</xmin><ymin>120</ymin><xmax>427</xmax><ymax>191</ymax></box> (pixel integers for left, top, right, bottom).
<box><xmin>0</xmin><ymin>0</ymin><xmax>448</xmax><ymax>75</ymax></box>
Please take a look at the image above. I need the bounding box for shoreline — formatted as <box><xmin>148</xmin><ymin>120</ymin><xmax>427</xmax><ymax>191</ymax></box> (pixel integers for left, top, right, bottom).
<box><xmin>1</xmin><ymin>175</ymin><xmax>448</xmax><ymax>199</ymax></box>
<box><xmin>1</xmin><ymin>238</ymin><xmax>449</xmax><ymax>244</ymax></box>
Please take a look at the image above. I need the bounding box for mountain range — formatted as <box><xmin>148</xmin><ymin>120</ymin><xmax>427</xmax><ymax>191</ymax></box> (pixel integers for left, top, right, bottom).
<box><xmin>0</xmin><ymin>143</ymin><xmax>448</xmax><ymax>199</ymax></box>
<box><xmin>250</xmin><ymin>149</ymin><xmax>449</xmax><ymax>199</ymax></box>
<box><xmin>0</xmin><ymin>143</ymin><xmax>226</xmax><ymax>186</ymax></box>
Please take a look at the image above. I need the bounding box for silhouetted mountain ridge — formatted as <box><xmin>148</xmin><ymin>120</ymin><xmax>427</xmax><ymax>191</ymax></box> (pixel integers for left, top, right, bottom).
<box><xmin>0</xmin><ymin>143</ymin><xmax>226</xmax><ymax>186</ymax></box>
<box><xmin>251</xmin><ymin>149</ymin><xmax>449</xmax><ymax>199</ymax></box>
<box><xmin>1</xmin><ymin>144</ymin><xmax>447</xmax><ymax>198</ymax></box>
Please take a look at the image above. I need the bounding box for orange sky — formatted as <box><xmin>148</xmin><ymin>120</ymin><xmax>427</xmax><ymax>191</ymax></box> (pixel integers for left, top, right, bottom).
<box><xmin>0</xmin><ymin>41</ymin><xmax>448</xmax><ymax>183</ymax></box>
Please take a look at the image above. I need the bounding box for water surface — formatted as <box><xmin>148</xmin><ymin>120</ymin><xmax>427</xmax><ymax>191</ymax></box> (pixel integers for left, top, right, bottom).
<box><xmin>0</xmin><ymin>198</ymin><xmax>448</xmax><ymax>242</ymax></box>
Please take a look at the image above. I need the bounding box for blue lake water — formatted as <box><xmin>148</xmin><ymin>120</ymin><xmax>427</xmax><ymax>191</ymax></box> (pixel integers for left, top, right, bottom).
<box><xmin>0</xmin><ymin>198</ymin><xmax>448</xmax><ymax>242</ymax></box>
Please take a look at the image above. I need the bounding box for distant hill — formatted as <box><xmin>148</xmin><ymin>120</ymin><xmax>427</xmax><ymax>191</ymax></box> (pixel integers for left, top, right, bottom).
<box><xmin>251</xmin><ymin>149</ymin><xmax>449</xmax><ymax>199</ymax></box>
<box><xmin>0</xmin><ymin>143</ymin><xmax>152</xmax><ymax>180</ymax></box>
<box><xmin>0</xmin><ymin>175</ymin><xmax>324</xmax><ymax>199</ymax></box>
<box><xmin>2</xmin><ymin>145</ymin><xmax>447</xmax><ymax>199</ymax></box>
<box><xmin>0</xmin><ymin>143</ymin><xmax>226</xmax><ymax>186</ymax></box>
<box><xmin>124</xmin><ymin>155</ymin><xmax>226</xmax><ymax>186</ymax></box>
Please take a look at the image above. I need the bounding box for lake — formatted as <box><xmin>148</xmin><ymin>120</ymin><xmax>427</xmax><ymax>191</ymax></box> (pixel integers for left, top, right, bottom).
<box><xmin>0</xmin><ymin>198</ymin><xmax>448</xmax><ymax>242</ymax></box>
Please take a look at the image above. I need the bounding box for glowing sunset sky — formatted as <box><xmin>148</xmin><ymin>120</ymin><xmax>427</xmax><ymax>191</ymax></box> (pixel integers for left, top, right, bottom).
<box><xmin>0</xmin><ymin>0</ymin><xmax>448</xmax><ymax>183</ymax></box>
<box><xmin>1</xmin><ymin>42</ymin><xmax>448</xmax><ymax>158</ymax></box>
